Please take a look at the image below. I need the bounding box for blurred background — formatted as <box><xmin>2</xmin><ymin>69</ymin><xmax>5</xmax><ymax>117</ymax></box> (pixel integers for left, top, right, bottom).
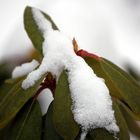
<box><xmin>0</xmin><ymin>0</ymin><xmax>140</xmax><ymax>139</ymax></box>
<box><xmin>0</xmin><ymin>0</ymin><xmax>140</xmax><ymax>81</ymax></box>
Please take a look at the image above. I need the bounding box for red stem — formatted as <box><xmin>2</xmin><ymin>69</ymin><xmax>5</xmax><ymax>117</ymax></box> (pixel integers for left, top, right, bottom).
<box><xmin>33</xmin><ymin>73</ymin><xmax>56</xmax><ymax>100</ymax></box>
<box><xmin>76</xmin><ymin>49</ymin><xmax>101</xmax><ymax>60</ymax></box>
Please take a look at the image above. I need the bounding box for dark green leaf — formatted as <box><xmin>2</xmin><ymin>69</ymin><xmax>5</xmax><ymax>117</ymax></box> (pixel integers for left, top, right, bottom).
<box><xmin>53</xmin><ymin>71</ymin><xmax>79</xmax><ymax>140</ymax></box>
<box><xmin>118</xmin><ymin>100</ymin><xmax>140</xmax><ymax>138</ymax></box>
<box><xmin>84</xmin><ymin>56</ymin><xmax>140</xmax><ymax>119</ymax></box>
<box><xmin>0</xmin><ymin>77</ymin><xmax>25</xmax><ymax>102</ymax></box>
<box><xmin>5</xmin><ymin>99</ymin><xmax>42</xmax><ymax>140</ymax></box>
<box><xmin>0</xmin><ymin>73</ymin><xmax>47</xmax><ymax>129</ymax></box>
<box><xmin>24</xmin><ymin>6</ymin><xmax>58</xmax><ymax>55</ymax></box>
<box><xmin>0</xmin><ymin>121</ymin><xmax>12</xmax><ymax>140</ymax></box>
<box><xmin>101</xmin><ymin>58</ymin><xmax>140</xmax><ymax>118</ymax></box>
<box><xmin>113</xmin><ymin>100</ymin><xmax>130</xmax><ymax>140</ymax></box>
<box><xmin>87</xmin><ymin>129</ymin><xmax>116</xmax><ymax>140</ymax></box>
<box><xmin>116</xmin><ymin>100</ymin><xmax>140</xmax><ymax>120</ymax></box>
<box><xmin>43</xmin><ymin>102</ymin><xmax>62</xmax><ymax>140</ymax></box>
<box><xmin>0</xmin><ymin>63</ymin><xmax>11</xmax><ymax>84</ymax></box>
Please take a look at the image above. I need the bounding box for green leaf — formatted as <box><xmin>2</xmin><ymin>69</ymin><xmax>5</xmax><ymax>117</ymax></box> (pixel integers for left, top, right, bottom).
<box><xmin>118</xmin><ymin>100</ymin><xmax>140</xmax><ymax>138</ymax></box>
<box><xmin>116</xmin><ymin>99</ymin><xmax>140</xmax><ymax>121</ymax></box>
<box><xmin>5</xmin><ymin>99</ymin><xmax>42</xmax><ymax>140</ymax></box>
<box><xmin>84</xmin><ymin>57</ymin><xmax>122</xmax><ymax>99</ymax></box>
<box><xmin>101</xmin><ymin>58</ymin><xmax>140</xmax><ymax>118</ymax></box>
<box><xmin>0</xmin><ymin>77</ymin><xmax>25</xmax><ymax>102</ymax></box>
<box><xmin>84</xmin><ymin>56</ymin><xmax>140</xmax><ymax>118</ymax></box>
<box><xmin>0</xmin><ymin>121</ymin><xmax>12</xmax><ymax>140</ymax></box>
<box><xmin>43</xmin><ymin>102</ymin><xmax>62</xmax><ymax>140</ymax></box>
<box><xmin>53</xmin><ymin>71</ymin><xmax>79</xmax><ymax>140</ymax></box>
<box><xmin>113</xmin><ymin>100</ymin><xmax>130</xmax><ymax>140</ymax></box>
<box><xmin>0</xmin><ymin>73</ymin><xmax>47</xmax><ymax>129</ymax></box>
<box><xmin>87</xmin><ymin>129</ymin><xmax>116</xmax><ymax>140</ymax></box>
<box><xmin>0</xmin><ymin>63</ymin><xmax>10</xmax><ymax>84</ymax></box>
<box><xmin>24</xmin><ymin>6</ymin><xmax>58</xmax><ymax>55</ymax></box>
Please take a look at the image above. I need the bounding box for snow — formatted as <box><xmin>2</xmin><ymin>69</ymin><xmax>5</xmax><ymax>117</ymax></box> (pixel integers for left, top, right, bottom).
<box><xmin>21</xmin><ymin>7</ymin><xmax>119</xmax><ymax>138</ymax></box>
<box><xmin>12</xmin><ymin>59</ymin><xmax>39</xmax><ymax>78</ymax></box>
<box><xmin>37</xmin><ymin>88</ymin><xmax>53</xmax><ymax>115</ymax></box>
<box><xmin>68</xmin><ymin>56</ymin><xmax>119</xmax><ymax>134</ymax></box>
<box><xmin>12</xmin><ymin>59</ymin><xmax>53</xmax><ymax>116</ymax></box>
<box><xmin>80</xmin><ymin>131</ymin><xmax>87</xmax><ymax>140</ymax></box>
<box><xmin>32</xmin><ymin>7</ymin><xmax>52</xmax><ymax>37</ymax></box>
<box><xmin>22</xmin><ymin>8</ymin><xmax>75</xmax><ymax>89</ymax></box>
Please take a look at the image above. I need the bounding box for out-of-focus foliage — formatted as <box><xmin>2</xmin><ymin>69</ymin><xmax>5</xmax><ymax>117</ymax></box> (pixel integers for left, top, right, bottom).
<box><xmin>126</xmin><ymin>65</ymin><xmax>140</xmax><ymax>82</ymax></box>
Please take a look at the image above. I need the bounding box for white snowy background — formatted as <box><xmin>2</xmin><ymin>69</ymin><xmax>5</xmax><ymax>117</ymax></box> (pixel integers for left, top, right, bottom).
<box><xmin>0</xmin><ymin>0</ymin><xmax>140</xmax><ymax>139</ymax></box>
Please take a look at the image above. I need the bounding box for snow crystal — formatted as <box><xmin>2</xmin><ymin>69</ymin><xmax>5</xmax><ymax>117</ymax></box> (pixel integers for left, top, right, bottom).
<box><xmin>22</xmin><ymin>7</ymin><xmax>119</xmax><ymax>138</ymax></box>
<box><xmin>12</xmin><ymin>59</ymin><xmax>39</xmax><ymax>78</ymax></box>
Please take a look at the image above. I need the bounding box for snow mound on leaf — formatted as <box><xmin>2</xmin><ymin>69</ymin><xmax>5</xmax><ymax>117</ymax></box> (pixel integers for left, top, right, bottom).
<box><xmin>12</xmin><ymin>59</ymin><xmax>39</xmax><ymax>78</ymax></box>
<box><xmin>21</xmin><ymin>7</ymin><xmax>119</xmax><ymax>139</ymax></box>
<box><xmin>68</xmin><ymin>57</ymin><xmax>119</xmax><ymax>133</ymax></box>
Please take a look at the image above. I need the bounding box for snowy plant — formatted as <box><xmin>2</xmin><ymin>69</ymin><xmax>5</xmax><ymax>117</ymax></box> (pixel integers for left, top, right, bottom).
<box><xmin>0</xmin><ymin>6</ymin><xmax>140</xmax><ymax>140</ymax></box>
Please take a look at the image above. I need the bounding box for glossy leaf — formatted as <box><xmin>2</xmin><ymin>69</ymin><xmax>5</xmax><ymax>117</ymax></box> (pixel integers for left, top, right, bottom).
<box><xmin>83</xmin><ymin>54</ymin><xmax>140</xmax><ymax>119</ymax></box>
<box><xmin>5</xmin><ymin>99</ymin><xmax>42</xmax><ymax>140</ymax></box>
<box><xmin>0</xmin><ymin>73</ymin><xmax>47</xmax><ymax>129</ymax></box>
<box><xmin>24</xmin><ymin>6</ymin><xmax>58</xmax><ymax>55</ymax></box>
<box><xmin>53</xmin><ymin>71</ymin><xmax>79</xmax><ymax>140</ymax></box>
<box><xmin>43</xmin><ymin>102</ymin><xmax>62</xmax><ymax>140</ymax></box>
